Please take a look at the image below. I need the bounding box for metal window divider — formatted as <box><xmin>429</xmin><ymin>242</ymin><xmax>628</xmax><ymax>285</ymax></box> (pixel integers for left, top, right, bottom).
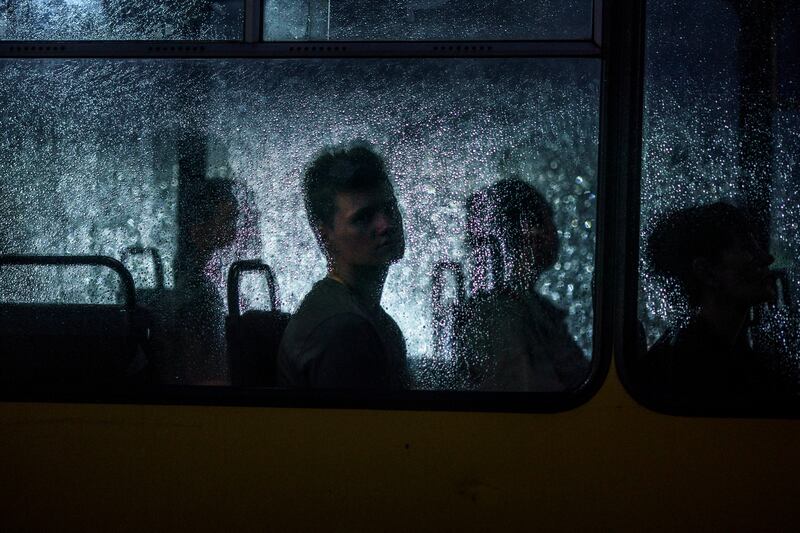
<box><xmin>244</xmin><ymin>0</ymin><xmax>264</xmax><ymax>44</ymax></box>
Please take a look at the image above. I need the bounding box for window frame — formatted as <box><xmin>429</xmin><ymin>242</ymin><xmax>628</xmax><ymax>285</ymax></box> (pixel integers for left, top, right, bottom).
<box><xmin>0</xmin><ymin>0</ymin><xmax>647</xmax><ymax>413</ymax></box>
<box><xmin>614</xmin><ymin>0</ymin><xmax>800</xmax><ymax>419</ymax></box>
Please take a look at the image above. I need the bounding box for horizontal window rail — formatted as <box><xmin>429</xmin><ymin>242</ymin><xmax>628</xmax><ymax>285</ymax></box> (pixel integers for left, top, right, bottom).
<box><xmin>0</xmin><ymin>40</ymin><xmax>602</xmax><ymax>59</ymax></box>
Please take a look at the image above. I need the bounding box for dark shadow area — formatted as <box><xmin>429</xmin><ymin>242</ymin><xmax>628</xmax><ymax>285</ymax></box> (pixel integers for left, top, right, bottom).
<box><xmin>628</xmin><ymin>0</ymin><xmax>800</xmax><ymax>417</ymax></box>
<box><xmin>172</xmin><ymin>133</ymin><xmax>238</xmax><ymax>385</ymax></box>
<box><xmin>635</xmin><ymin>202</ymin><xmax>799</xmax><ymax>411</ymax></box>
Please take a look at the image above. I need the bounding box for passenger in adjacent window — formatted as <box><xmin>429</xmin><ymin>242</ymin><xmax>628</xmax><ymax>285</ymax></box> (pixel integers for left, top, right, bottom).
<box><xmin>645</xmin><ymin>202</ymin><xmax>793</xmax><ymax>408</ymax></box>
<box><xmin>455</xmin><ymin>178</ymin><xmax>589</xmax><ymax>391</ymax></box>
<box><xmin>277</xmin><ymin>143</ymin><xmax>410</xmax><ymax>389</ymax></box>
<box><xmin>174</xmin><ymin>178</ymin><xmax>238</xmax><ymax>385</ymax></box>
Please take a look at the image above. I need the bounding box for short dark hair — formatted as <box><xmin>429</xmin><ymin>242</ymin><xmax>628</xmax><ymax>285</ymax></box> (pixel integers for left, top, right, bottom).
<box><xmin>466</xmin><ymin>178</ymin><xmax>554</xmax><ymax>248</ymax></box>
<box><xmin>645</xmin><ymin>201</ymin><xmax>752</xmax><ymax>304</ymax></box>
<box><xmin>303</xmin><ymin>142</ymin><xmax>391</xmax><ymax>231</ymax></box>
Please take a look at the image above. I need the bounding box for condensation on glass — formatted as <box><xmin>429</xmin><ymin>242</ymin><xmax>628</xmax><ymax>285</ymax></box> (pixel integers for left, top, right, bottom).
<box><xmin>0</xmin><ymin>0</ymin><xmax>244</xmax><ymax>40</ymax></box>
<box><xmin>0</xmin><ymin>58</ymin><xmax>599</xmax><ymax>390</ymax></box>
<box><xmin>639</xmin><ymin>0</ymin><xmax>800</xmax><ymax>406</ymax></box>
<box><xmin>263</xmin><ymin>0</ymin><xmax>594</xmax><ymax>41</ymax></box>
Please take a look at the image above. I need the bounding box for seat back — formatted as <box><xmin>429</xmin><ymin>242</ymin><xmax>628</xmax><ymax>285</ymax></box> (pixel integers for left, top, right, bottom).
<box><xmin>120</xmin><ymin>246</ymin><xmax>177</xmax><ymax>383</ymax></box>
<box><xmin>226</xmin><ymin>260</ymin><xmax>290</xmax><ymax>387</ymax></box>
<box><xmin>0</xmin><ymin>255</ymin><xmax>150</xmax><ymax>386</ymax></box>
<box><xmin>428</xmin><ymin>260</ymin><xmax>469</xmax><ymax>388</ymax></box>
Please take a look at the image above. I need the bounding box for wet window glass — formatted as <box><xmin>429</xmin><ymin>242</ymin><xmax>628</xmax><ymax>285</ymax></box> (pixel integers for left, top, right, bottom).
<box><xmin>637</xmin><ymin>0</ymin><xmax>800</xmax><ymax>410</ymax></box>
<box><xmin>263</xmin><ymin>0</ymin><xmax>594</xmax><ymax>41</ymax></box>
<box><xmin>0</xmin><ymin>58</ymin><xmax>599</xmax><ymax>391</ymax></box>
<box><xmin>0</xmin><ymin>1</ymin><xmax>244</xmax><ymax>40</ymax></box>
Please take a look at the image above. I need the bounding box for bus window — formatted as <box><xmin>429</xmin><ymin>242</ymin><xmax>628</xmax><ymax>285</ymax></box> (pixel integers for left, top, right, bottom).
<box><xmin>630</xmin><ymin>0</ymin><xmax>800</xmax><ymax>414</ymax></box>
<box><xmin>0</xmin><ymin>0</ymin><xmax>244</xmax><ymax>41</ymax></box>
<box><xmin>0</xmin><ymin>57</ymin><xmax>600</xmax><ymax>396</ymax></box>
<box><xmin>263</xmin><ymin>0</ymin><xmax>593</xmax><ymax>41</ymax></box>
<box><xmin>0</xmin><ymin>0</ymin><xmax>617</xmax><ymax>410</ymax></box>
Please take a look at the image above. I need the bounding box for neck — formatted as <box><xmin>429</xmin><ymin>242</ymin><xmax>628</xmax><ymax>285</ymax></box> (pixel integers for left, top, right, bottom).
<box><xmin>696</xmin><ymin>296</ymin><xmax>749</xmax><ymax>347</ymax></box>
<box><xmin>328</xmin><ymin>263</ymin><xmax>389</xmax><ymax>308</ymax></box>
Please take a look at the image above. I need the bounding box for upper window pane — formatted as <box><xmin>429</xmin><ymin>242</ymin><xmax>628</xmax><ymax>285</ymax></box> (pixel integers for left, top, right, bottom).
<box><xmin>0</xmin><ymin>58</ymin><xmax>599</xmax><ymax>393</ymax></box>
<box><xmin>263</xmin><ymin>0</ymin><xmax>594</xmax><ymax>41</ymax></box>
<box><xmin>636</xmin><ymin>0</ymin><xmax>800</xmax><ymax>411</ymax></box>
<box><xmin>0</xmin><ymin>0</ymin><xmax>244</xmax><ymax>40</ymax></box>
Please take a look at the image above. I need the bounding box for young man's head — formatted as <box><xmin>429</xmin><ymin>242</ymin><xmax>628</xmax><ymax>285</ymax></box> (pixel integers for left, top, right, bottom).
<box><xmin>646</xmin><ymin>202</ymin><xmax>775</xmax><ymax>309</ymax></box>
<box><xmin>303</xmin><ymin>143</ymin><xmax>405</xmax><ymax>269</ymax></box>
<box><xmin>467</xmin><ymin>178</ymin><xmax>558</xmax><ymax>288</ymax></box>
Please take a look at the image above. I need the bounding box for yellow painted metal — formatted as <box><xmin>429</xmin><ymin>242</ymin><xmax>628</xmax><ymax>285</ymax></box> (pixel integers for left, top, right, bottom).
<box><xmin>1</xmin><ymin>365</ymin><xmax>798</xmax><ymax>532</ymax></box>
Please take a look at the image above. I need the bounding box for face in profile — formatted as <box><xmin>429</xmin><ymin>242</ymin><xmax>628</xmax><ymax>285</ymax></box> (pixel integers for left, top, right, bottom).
<box><xmin>322</xmin><ymin>181</ymin><xmax>405</xmax><ymax>268</ymax></box>
<box><xmin>705</xmin><ymin>231</ymin><xmax>775</xmax><ymax>307</ymax></box>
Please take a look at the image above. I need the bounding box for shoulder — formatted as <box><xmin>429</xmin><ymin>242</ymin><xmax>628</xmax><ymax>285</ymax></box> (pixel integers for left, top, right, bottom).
<box><xmin>307</xmin><ymin>312</ymin><xmax>379</xmax><ymax>344</ymax></box>
<box><xmin>278</xmin><ymin>308</ymin><xmax>383</xmax><ymax>386</ymax></box>
<box><xmin>646</xmin><ymin>321</ymin><xmax>717</xmax><ymax>384</ymax></box>
<box><xmin>297</xmin><ymin>278</ymin><xmax>360</xmax><ymax>313</ymax></box>
<box><xmin>286</xmin><ymin>279</ymin><xmax>365</xmax><ymax>334</ymax></box>
<box><xmin>528</xmin><ymin>293</ymin><xmax>568</xmax><ymax>321</ymax></box>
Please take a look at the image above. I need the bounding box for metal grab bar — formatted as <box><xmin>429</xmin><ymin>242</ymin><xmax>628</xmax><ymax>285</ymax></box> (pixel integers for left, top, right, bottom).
<box><xmin>431</xmin><ymin>260</ymin><xmax>466</xmax><ymax>318</ymax></box>
<box><xmin>120</xmin><ymin>246</ymin><xmax>165</xmax><ymax>290</ymax></box>
<box><xmin>226</xmin><ymin>259</ymin><xmax>280</xmax><ymax>318</ymax></box>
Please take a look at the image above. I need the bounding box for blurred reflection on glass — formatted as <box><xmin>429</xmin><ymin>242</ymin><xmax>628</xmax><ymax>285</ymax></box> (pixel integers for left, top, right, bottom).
<box><xmin>174</xmin><ymin>174</ymin><xmax>239</xmax><ymax>385</ymax></box>
<box><xmin>455</xmin><ymin>179</ymin><xmax>589</xmax><ymax>392</ymax></box>
<box><xmin>640</xmin><ymin>0</ymin><xmax>800</xmax><ymax>409</ymax></box>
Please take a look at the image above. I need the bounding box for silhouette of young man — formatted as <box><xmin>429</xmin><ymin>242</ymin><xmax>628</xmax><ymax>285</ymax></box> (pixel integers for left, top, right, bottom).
<box><xmin>277</xmin><ymin>143</ymin><xmax>410</xmax><ymax>389</ymax></box>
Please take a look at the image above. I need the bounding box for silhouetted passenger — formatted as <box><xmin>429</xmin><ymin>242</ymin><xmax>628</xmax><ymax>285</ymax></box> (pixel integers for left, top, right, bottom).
<box><xmin>277</xmin><ymin>143</ymin><xmax>409</xmax><ymax>389</ymax></box>
<box><xmin>174</xmin><ymin>178</ymin><xmax>238</xmax><ymax>385</ymax></box>
<box><xmin>456</xmin><ymin>179</ymin><xmax>589</xmax><ymax>391</ymax></box>
<box><xmin>645</xmin><ymin>201</ymin><xmax>789</xmax><ymax>408</ymax></box>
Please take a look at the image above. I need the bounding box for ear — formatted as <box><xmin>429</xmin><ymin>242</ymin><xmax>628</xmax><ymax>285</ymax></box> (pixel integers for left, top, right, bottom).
<box><xmin>691</xmin><ymin>257</ymin><xmax>718</xmax><ymax>289</ymax></box>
